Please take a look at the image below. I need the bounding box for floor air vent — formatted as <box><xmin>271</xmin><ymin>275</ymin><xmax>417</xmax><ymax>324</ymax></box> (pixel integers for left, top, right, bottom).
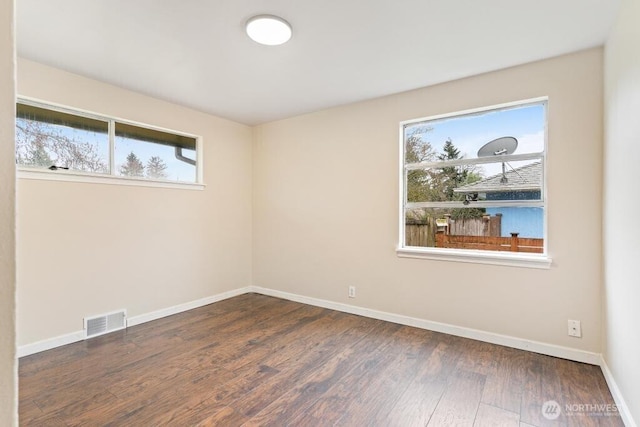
<box><xmin>84</xmin><ymin>310</ymin><xmax>127</xmax><ymax>338</ymax></box>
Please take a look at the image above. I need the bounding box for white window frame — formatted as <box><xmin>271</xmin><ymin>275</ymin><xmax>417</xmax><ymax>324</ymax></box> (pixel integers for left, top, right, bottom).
<box><xmin>16</xmin><ymin>96</ymin><xmax>204</xmax><ymax>190</ymax></box>
<box><xmin>396</xmin><ymin>97</ymin><xmax>551</xmax><ymax>269</ymax></box>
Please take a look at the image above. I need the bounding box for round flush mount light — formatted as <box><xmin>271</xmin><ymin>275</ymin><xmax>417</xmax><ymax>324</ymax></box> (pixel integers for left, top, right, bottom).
<box><xmin>246</xmin><ymin>15</ymin><xmax>292</xmax><ymax>46</ymax></box>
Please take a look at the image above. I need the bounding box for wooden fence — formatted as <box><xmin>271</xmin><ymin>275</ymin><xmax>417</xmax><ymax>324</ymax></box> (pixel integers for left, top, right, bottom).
<box><xmin>405</xmin><ymin>214</ymin><xmax>501</xmax><ymax>248</ymax></box>
<box><xmin>449</xmin><ymin>214</ymin><xmax>501</xmax><ymax>237</ymax></box>
<box><xmin>405</xmin><ymin>217</ymin><xmax>436</xmax><ymax>248</ymax></box>
<box><xmin>406</xmin><ymin>213</ymin><xmax>543</xmax><ymax>253</ymax></box>
<box><xmin>435</xmin><ymin>233</ymin><xmax>543</xmax><ymax>253</ymax></box>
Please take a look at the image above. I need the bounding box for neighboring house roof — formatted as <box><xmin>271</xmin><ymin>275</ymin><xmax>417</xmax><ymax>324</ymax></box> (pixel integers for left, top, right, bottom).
<box><xmin>454</xmin><ymin>161</ymin><xmax>541</xmax><ymax>193</ymax></box>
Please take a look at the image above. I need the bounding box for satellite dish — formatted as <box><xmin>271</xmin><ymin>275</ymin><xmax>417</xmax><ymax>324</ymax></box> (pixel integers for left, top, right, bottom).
<box><xmin>477</xmin><ymin>137</ymin><xmax>518</xmax><ymax>184</ymax></box>
<box><xmin>477</xmin><ymin>137</ymin><xmax>518</xmax><ymax>158</ymax></box>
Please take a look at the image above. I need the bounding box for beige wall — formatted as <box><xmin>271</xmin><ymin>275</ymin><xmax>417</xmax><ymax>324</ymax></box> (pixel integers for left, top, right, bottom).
<box><xmin>17</xmin><ymin>59</ymin><xmax>253</xmax><ymax>346</ymax></box>
<box><xmin>254</xmin><ymin>48</ymin><xmax>604</xmax><ymax>352</ymax></box>
<box><xmin>604</xmin><ymin>0</ymin><xmax>640</xmax><ymax>423</ymax></box>
<box><xmin>0</xmin><ymin>0</ymin><xmax>17</xmax><ymax>424</ymax></box>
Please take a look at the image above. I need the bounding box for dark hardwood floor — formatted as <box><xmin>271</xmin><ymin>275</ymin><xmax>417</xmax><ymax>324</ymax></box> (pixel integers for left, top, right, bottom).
<box><xmin>19</xmin><ymin>293</ymin><xmax>623</xmax><ymax>426</ymax></box>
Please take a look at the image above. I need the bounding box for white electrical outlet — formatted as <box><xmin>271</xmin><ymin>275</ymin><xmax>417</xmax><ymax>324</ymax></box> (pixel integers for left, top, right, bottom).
<box><xmin>348</xmin><ymin>286</ymin><xmax>356</xmax><ymax>298</ymax></box>
<box><xmin>568</xmin><ymin>320</ymin><xmax>582</xmax><ymax>337</ymax></box>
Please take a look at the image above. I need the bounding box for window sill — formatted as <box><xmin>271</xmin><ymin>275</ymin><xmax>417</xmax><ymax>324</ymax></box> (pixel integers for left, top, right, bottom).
<box><xmin>17</xmin><ymin>168</ymin><xmax>205</xmax><ymax>191</ymax></box>
<box><xmin>396</xmin><ymin>246</ymin><xmax>552</xmax><ymax>269</ymax></box>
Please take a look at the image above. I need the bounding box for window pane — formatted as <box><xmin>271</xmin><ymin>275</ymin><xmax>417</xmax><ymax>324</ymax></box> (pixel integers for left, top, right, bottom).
<box><xmin>407</xmin><ymin>159</ymin><xmax>542</xmax><ymax>204</ymax></box>
<box><xmin>405</xmin><ymin>125</ymin><xmax>438</xmax><ymax>165</ymax></box>
<box><xmin>404</xmin><ymin>103</ymin><xmax>545</xmax><ymax>161</ymax></box>
<box><xmin>114</xmin><ymin>123</ymin><xmax>197</xmax><ymax>183</ymax></box>
<box><xmin>406</xmin><ymin>164</ymin><xmax>483</xmax><ymax>203</ymax></box>
<box><xmin>454</xmin><ymin>159</ymin><xmax>542</xmax><ymax>203</ymax></box>
<box><xmin>405</xmin><ymin>207</ymin><xmax>544</xmax><ymax>253</ymax></box>
<box><xmin>16</xmin><ymin>104</ymin><xmax>109</xmax><ymax>173</ymax></box>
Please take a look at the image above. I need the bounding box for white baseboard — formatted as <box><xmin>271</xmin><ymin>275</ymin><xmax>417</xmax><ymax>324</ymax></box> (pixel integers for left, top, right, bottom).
<box><xmin>17</xmin><ymin>330</ymin><xmax>85</xmax><ymax>358</ymax></box>
<box><xmin>249</xmin><ymin>286</ymin><xmax>602</xmax><ymax>365</ymax></box>
<box><xmin>127</xmin><ymin>287</ymin><xmax>251</xmax><ymax>327</ymax></box>
<box><xmin>18</xmin><ymin>287</ymin><xmax>251</xmax><ymax>357</ymax></box>
<box><xmin>17</xmin><ymin>285</ymin><xmax>601</xmax><ymax>367</ymax></box>
<box><xmin>600</xmin><ymin>356</ymin><xmax>638</xmax><ymax>427</ymax></box>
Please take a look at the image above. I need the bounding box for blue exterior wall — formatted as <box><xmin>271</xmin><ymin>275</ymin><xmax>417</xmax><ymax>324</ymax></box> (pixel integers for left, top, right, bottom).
<box><xmin>486</xmin><ymin>207</ymin><xmax>543</xmax><ymax>238</ymax></box>
<box><xmin>486</xmin><ymin>190</ymin><xmax>543</xmax><ymax>238</ymax></box>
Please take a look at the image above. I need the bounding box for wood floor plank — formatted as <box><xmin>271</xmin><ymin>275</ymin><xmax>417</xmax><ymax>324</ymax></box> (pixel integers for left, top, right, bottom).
<box><xmin>17</xmin><ymin>399</ymin><xmax>42</xmax><ymax>425</ymax></box>
<box><xmin>43</xmin><ymin>391</ymin><xmax>121</xmax><ymax>426</ymax></box>
<box><xmin>232</xmin><ymin>326</ymin><xmax>375</xmax><ymax>424</ymax></box>
<box><xmin>336</xmin><ymin>327</ymin><xmax>441</xmax><ymax>426</ymax></box>
<box><xmin>427</xmin><ymin>369</ymin><xmax>487</xmax><ymax>426</ymax></box>
<box><xmin>227</xmin><ymin>312</ymin><xmax>380</xmax><ymax>421</ymax></box>
<box><xmin>240</xmin><ymin>339</ymin><xmax>366</xmax><ymax>426</ymax></box>
<box><xmin>520</xmin><ymin>354</ymin><xmax>568</xmax><ymax>427</ymax></box>
<box><xmin>18</xmin><ymin>343</ymin><xmax>88</xmax><ymax>377</ymax></box>
<box><xmin>16</xmin><ymin>411</ymin><xmax>67</xmax><ymax>427</ymax></box>
<box><xmin>481</xmin><ymin>346</ymin><xmax>529</xmax><ymax>413</ymax></box>
<box><xmin>555</xmin><ymin>358</ymin><xmax>624</xmax><ymax>427</ymax></box>
<box><xmin>18</xmin><ymin>294</ymin><xmax>624</xmax><ymax>426</ymax></box>
<box><xmin>168</xmin><ymin>307</ymin><xmax>348</xmax><ymax>417</ymax></box>
<box><xmin>474</xmin><ymin>403</ymin><xmax>520</xmax><ymax>427</ymax></box>
<box><xmin>283</xmin><ymin>322</ymin><xmax>409</xmax><ymax>425</ymax></box>
<box><xmin>188</xmin><ymin>405</ymin><xmax>248</xmax><ymax>427</ymax></box>
<box><xmin>455</xmin><ymin>337</ymin><xmax>501</xmax><ymax>375</ymax></box>
<box><xmin>19</xmin><ymin>334</ymin><xmax>141</xmax><ymax>400</ymax></box>
<box><xmin>384</xmin><ymin>339</ymin><xmax>461</xmax><ymax>427</ymax></box>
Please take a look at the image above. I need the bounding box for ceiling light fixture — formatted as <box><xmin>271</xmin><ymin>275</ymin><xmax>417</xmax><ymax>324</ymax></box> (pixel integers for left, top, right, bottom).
<box><xmin>246</xmin><ymin>15</ymin><xmax>292</xmax><ymax>46</ymax></box>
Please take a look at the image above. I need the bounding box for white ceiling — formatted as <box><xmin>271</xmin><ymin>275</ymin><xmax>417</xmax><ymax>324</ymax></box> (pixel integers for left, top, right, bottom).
<box><xmin>17</xmin><ymin>0</ymin><xmax>621</xmax><ymax>125</ymax></box>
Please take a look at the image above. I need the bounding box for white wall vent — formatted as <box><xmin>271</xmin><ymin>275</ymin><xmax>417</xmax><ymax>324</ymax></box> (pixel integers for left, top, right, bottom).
<box><xmin>84</xmin><ymin>310</ymin><xmax>127</xmax><ymax>339</ymax></box>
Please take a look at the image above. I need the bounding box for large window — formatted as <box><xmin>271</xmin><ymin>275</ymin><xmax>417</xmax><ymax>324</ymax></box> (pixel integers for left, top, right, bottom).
<box><xmin>16</xmin><ymin>99</ymin><xmax>201</xmax><ymax>185</ymax></box>
<box><xmin>399</xmin><ymin>99</ymin><xmax>549</xmax><ymax>267</ymax></box>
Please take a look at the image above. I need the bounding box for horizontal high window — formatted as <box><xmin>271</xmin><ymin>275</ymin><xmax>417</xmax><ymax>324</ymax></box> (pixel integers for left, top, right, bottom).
<box><xmin>16</xmin><ymin>99</ymin><xmax>201</xmax><ymax>184</ymax></box>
